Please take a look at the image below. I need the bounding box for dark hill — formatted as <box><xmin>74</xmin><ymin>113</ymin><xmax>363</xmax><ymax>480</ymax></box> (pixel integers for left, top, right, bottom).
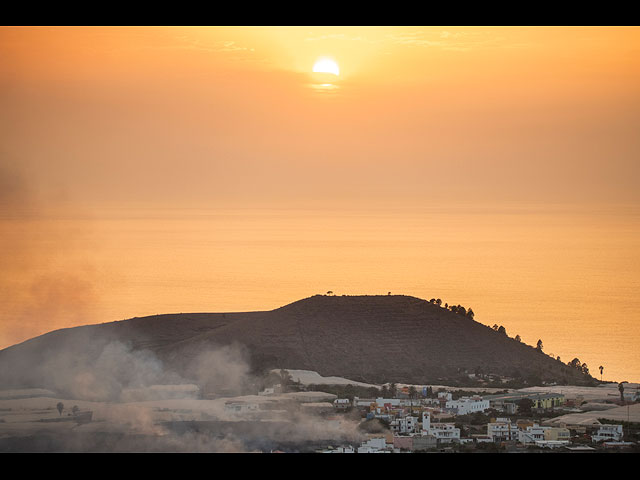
<box><xmin>0</xmin><ymin>295</ymin><xmax>594</xmax><ymax>392</ymax></box>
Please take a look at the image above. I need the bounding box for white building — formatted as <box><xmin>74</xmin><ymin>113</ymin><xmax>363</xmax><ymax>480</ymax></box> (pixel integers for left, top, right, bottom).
<box><xmin>353</xmin><ymin>397</ymin><xmax>402</xmax><ymax>410</ymax></box>
<box><xmin>357</xmin><ymin>437</ymin><xmax>391</xmax><ymax>453</ymax></box>
<box><xmin>487</xmin><ymin>418</ymin><xmax>518</xmax><ymax>442</ymax></box>
<box><xmin>333</xmin><ymin>398</ymin><xmax>351</xmax><ymax>410</ymax></box>
<box><xmin>445</xmin><ymin>396</ymin><xmax>490</xmax><ymax>415</ymax></box>
<box><xmin>391</xmin><ymin>415</ymin><xmax>419</xmax><ymax>434</ymax></box>
<box><xmin>375</xmin><ymin>397</ymin><xmax>403</xmax><ymax>408</ymax></box>
<box><xmin>518</xmin><ymin>424</ymin><xmax>547</xmax><ymax>445</ymax></box>
<box><xmin>592</xmin><ymin>424</ymin><xmax>624</xmax><ymax>443</ymax></box>
<box><xmin>438</xmin><ymin>392</ymin><xmax>453</xmax><ymax>402</ymax></box>
<box><xmin>421</xmin><ymin>412</ymin><xmax>460</xmax><ymax>443</ymax></box>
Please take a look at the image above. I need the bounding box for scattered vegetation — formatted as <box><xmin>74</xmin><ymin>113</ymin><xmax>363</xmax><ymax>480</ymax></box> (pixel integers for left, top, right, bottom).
<box><xmin>568</xmin><ymin>358</ymin><xmax>590</xmax><ymax>376</ymax></box>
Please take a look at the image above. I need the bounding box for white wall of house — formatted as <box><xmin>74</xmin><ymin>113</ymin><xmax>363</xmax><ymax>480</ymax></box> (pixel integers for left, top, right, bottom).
<box><xmin>357</xmin><ymin>437</ymin><xmax>390</xmax><ymax>453</ymax></box>
<box><xmin>592</xmin><ymin>424</ymin><xmax>624</xmax><ymax>443</ymax></box>
<box><xmin>421</xmin><ymin>411</ymin><xmax>460</xmax><ymax>443</ymax></box>
<box><xmin>375</xmin><ymin>397</ymin><xmax>402</xmax><ymax>407</ymax></box>
<box><xmin>445</xmin><ymin>396</ymin><xmax>490</xmax><ymax>415</ymax></box>
<box><xmin>487</xmin><ymin>419</ymin><xmax>518</xmax><ymax>442</ymax></box>
<box><xmin>438</xmin><ymin>392</ymin><xmax>453</xmax><ymax>402</ymax></box>
<box><xmin>392</xmin><ymin>415</ymin><xmax>419</xmax><ymax>434</ymax></box>
<box><xmin>518</xmin><ymin>424</ymin><xmax>547</xmax><ymax>445</ymax></box>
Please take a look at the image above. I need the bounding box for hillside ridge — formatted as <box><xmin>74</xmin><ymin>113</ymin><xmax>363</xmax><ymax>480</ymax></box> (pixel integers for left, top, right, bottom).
<box><xmin>0</xmin><ymin>294</ymin><xmax>596</xmax><ymax>392</ymax></box>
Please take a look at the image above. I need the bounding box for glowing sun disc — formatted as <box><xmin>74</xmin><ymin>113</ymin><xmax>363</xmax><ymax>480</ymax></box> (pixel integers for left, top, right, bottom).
<box><xmin>313</xmin><ymin>58</ymin><xmax>340</xmax><ymax>76</ymax></box>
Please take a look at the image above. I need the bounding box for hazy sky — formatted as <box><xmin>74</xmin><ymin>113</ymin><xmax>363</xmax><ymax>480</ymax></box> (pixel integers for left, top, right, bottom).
<box><xmin>1</xmin><ymin>26</ymin><xmax>639</xmax><ymax>210</ymax></box>
<box><xmin>1</xmin><ymin>27</ymin><xmax>640</xmax><ymax>382</ymax></box>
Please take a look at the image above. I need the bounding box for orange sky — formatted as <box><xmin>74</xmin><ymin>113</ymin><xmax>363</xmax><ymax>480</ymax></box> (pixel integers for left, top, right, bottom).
<box><xmin>1</xmin><ymin>26</ymin><xmax>639</xmax><ymax>210</ymax></box>
<box><xmin>1</xmin><ymin>26</ymin><xmax>640</xmax><ymax>382</ymax></box>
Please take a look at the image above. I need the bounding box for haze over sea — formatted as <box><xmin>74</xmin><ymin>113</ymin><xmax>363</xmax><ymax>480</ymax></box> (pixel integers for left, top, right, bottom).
<box><xmin>3</xmin><ymin>202</ymin><xmax>638</xmax><ymax>385</ymax></box>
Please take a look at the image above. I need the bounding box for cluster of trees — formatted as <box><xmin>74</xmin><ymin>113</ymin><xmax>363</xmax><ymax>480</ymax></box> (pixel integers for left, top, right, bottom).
<box><xmin>566</xmin><ymin>357</ymin><xmax>597</xmax><ymax>377</ymax></box>
<box><xmin>55</xmin><ymin>402</ymin><xmax>80</xmax><ymax>416</ymax></box>
<box><xmin>491</xmin><ymin>324</ymin><xmax>508</xmax><ymax>335</ymax></box>
<box><xmin>491</xmin><ymin>326</ymin><xmax>543</xmax><ymax>354</ymax></box>
<box><xmin>429</xmin><ymin>298</ymin><xmax>474</xmax><ymax>320</ymax></box>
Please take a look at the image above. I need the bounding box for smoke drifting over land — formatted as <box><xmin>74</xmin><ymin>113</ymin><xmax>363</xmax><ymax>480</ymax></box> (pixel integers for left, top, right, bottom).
<box><xmin>0</xmin><ymin>161</ymin><xmax>102</xmax><ymax>351</ymax></box>
<box><xmin>0</xmin><ymin>332</ymin><xmax>364</xmax><ymax>452</ymax></box>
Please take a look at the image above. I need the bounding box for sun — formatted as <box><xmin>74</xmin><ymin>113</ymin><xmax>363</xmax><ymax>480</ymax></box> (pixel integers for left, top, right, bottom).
<box><xmin>312</xmin><ymin>57</ymin><xmax>340</xmax><ymax>76</ymax></box>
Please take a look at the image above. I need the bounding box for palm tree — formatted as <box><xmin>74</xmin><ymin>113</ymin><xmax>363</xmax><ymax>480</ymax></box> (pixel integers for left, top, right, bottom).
<box><xmin>389</xmin><ymin>383</ymin><xmax>397</xmax><ymax>398</ymax></box>
<box><xmin>599</xmin><ymin>365</ymin><xmax>604</xmax><ymax>381</ymax></box>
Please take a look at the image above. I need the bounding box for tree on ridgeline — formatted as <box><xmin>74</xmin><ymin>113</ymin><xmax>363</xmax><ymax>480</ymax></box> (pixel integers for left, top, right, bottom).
<box><xmin>568</xmin><ymin>358</ymin><xmax>582</xmax><ymax>370</ymax></box>
<box><xmin>497</xmin><ymin>326</ymin><xmax>507</xmax><ymax>336</ymax></box>
<box><xmin>466</xmin><ymin>308</ymin><xmax>474</xmax><ymax>320</ymax></box>
<box><xmin>599</xmin><ymin>365</ymin><xmax>604</xmax><ymax>381</ymax></box>
<box><xmin>536</xmin><ymin>339</ymin><xmax>544</xmax><ymax>352</ymax></box>
<box><xmin>492</xmin><ymin>324</ymin><xmax>499</xmax><ymax>331</ymax></box>
<box><xmin>436</xmin><ymin>298</ymin><xmax>442</xmax><ymax>306</ymax></box>
<box><xmin>515</xmin><ymin>335</ymin><xmax>521</xmax><ymax>342</ymax></box>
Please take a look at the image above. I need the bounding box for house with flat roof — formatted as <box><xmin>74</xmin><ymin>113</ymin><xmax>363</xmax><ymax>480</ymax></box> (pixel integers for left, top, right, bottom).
<box><xmin>592</xmin><ymin>424</ymin><xmax>623</xmax><ymax>443</ymax></box>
